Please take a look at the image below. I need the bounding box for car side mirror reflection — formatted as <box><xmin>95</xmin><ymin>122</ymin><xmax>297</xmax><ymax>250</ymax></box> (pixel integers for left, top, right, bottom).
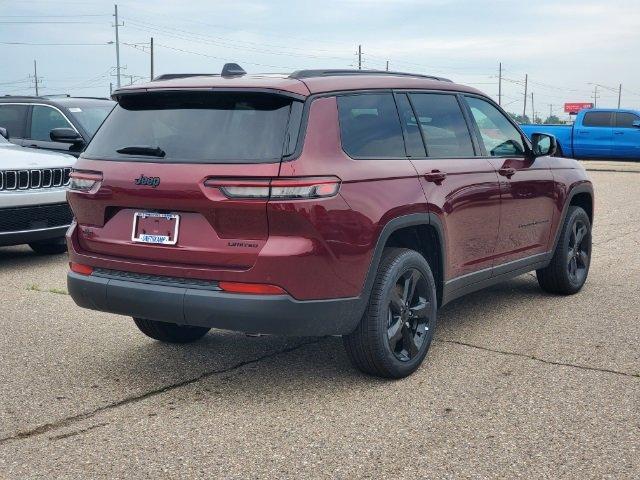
<box><xmin>530</xmin><ymin>132</ymin><xmax>557</xmax><ymax>157</ymax></box>
<box><xmin>50</xmin><ymin>127</ymin><xmax>84</xmax><ymax>144</ymax></box>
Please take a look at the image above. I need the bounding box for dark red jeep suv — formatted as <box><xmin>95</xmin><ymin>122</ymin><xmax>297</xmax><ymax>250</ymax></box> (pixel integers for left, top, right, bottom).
<box><xmin>66</xmin><ymin>67</ymin><xmax>593</xmax><ymax>378</ymax></box>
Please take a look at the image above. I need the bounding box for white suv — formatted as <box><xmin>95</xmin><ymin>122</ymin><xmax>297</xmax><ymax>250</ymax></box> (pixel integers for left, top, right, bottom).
<box><xmin>0</xmin><ymin>130</ymin><xmax>75</xmax><ymax>254</ymax></box>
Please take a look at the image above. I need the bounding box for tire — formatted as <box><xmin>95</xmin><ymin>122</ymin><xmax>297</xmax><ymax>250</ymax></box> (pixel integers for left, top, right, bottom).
<box><xmin>133</xmin><ymin>318</ymin><xmax>210</xmax><ymax>343</ymax></box>
<box><xmin>537</xmin><ymin>206</ymin><xmax>592</xmax><ymax>295</ymax></box>
<box><xmin>343</xmin><ymin>248</ymin><xmax>438</xmax><ymax>379</ymax></box>
<box><xmin>29</xmin><ymin>237</ymin><xmax>67</xmax><ymax>255</ymax></box>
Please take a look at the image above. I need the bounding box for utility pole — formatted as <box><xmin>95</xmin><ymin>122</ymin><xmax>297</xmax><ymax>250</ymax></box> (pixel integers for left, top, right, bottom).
<box><xmin>385</xmin><ymin>60</ymin><xmax>389</xmax><ymax>72</ymax></box>
<box><xmin>498</xmin><ymin>62</ymin><xmax>502</xmax><ymax>106</ymax></box>
<box><xmin>522</xmin><ymin>74</ymin><xmax>528</xmax><ymax>119</ymax></box>
<box><xmin>113</xmin><ymin>4</ymin><xmax>123</xmax><ymax>88</ymax></box>
<box><xmin>357</xmin><ymin>45</ymin><xmax>362</xmax><ymax>70</ymax></box>
<box><xmin>150</xmin><ymin>37</ymin><xmax>154</xmax><ymax>80</ymax></box>
<box><xmin>109</xmin><ymin>82</ymin><xmax>113</xmax><ymax>95</ymax></box>
<box><xmin>593</xmin><ymin>84</ymin><xmax>598</xmax><ymax>108</ymax></box>
<box><xmin>549</xmin><ymin>104</ymin><xmax>553</xmax><ymax>119</ymax></box>
<box><xmin>32</xmin><ymin>59</ymin><xmax>39</xmax><ymax>96</ymax></box>
<box><xmin>618</xmin><ymin>83</ymin><xmax>622</xmax><ymax>108</ymax></box>
<box><xmin>531</xmin><ymin>92</ymin><xmax>535</xmax><ymax>123</ymax></box>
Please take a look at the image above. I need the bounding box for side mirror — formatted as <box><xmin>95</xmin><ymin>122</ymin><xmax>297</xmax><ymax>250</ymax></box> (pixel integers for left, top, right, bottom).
<box><xmin>0</xmin><ymin>127</ymin><xmax>8</xmax><ymax>139</ymax></box>
<box><xmin>531</xmin><ymin>132</ymin><xmax>557</xmax><ymax>157</ymax></box>
<box><xmin>50</xmin><ymin>127</ymin><xmax>84</xmax><ymax>144</ymax></box>
<box><xmin>632</xmin><ymin>120</ymin><xmax>640</xmax><ymax>128</ymax></box>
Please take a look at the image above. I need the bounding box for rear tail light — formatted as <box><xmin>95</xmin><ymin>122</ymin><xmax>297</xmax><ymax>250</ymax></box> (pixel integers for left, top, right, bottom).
<box><xmin>218</xmin><ymin>281</ymin><xmax>286</xmax><ymax>295</ymax></box>
<box><xmin>69</xmin><ymin>170</ymin><xmax>102</xmax><ymax>192</ymax></box>
<box><xmin>205</xmin><ymin>177</ymin><xmax>340</xmax><ymax>200</ymax></box>
<box><xmin>70</xmin><ymin>262</ymin><xmax>93</xmax><ymax>275</ymax></box>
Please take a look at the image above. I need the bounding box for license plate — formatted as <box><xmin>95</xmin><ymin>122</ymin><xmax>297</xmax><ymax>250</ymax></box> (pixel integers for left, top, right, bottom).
<box><xmin>131</xmin><ymin>212</ymin><xmax>180</xmax><ymax>245</ymax></box>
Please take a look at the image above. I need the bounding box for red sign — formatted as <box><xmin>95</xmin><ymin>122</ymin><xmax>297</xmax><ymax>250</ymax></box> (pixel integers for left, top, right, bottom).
<box><xmin>564</xmin><ymin>102</ymin><xmax>593</xmax><ymax>114</ymax></box>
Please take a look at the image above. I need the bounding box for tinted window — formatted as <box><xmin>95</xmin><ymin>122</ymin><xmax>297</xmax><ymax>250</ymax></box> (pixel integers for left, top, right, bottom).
<box><xmin>0</xmin><ymin>104</ymin><xmax>28</xmax><ymax>138</ymax></box>
<box><xmin>337</xmin><ymin>93</ymin><xmax>405</xmax><ymax>158</ymax></box>
<box><xmin>583</xmin><ymin>112</ymin><xmax>612</xmax><ymax>127</ymax></box>
<box><xmin>615</xmin><ymin>112</ymin><xmax>640</xmax><ymax>128</ymax></box>
<box><xmin>466</xmin><ymin>96</ymin><xmax>525</xmax><ymax>157</ymax></box>
<box><xmin>409</xmin><ymin>93</ymin><xmax>474</xmax><ymax>157</ymax></box>
<box><xmin>85</xmin><ymin>92</ymin><xmax>301</xmax><ymax>163</ymax></box>
<box><xmin>395</xmin><ymin>94</ymin><xmax>425</xmax><ymax>157</ymax></box>
<box><xmin>29</xmin><ymin>105</ymin><xmax>74</xmax><ymax>141</ymax></box>
<box><xmin>67</xmin><ymin>104</ymin><xmax>115</xmax><ymax>137</ymax></box>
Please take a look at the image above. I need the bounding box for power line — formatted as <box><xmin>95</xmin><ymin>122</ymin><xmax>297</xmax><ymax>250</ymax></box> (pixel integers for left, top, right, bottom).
<box><xmin>0</xmin><ymin>41</ymin><xmax>112</xmax><ymax>46</ymax></box>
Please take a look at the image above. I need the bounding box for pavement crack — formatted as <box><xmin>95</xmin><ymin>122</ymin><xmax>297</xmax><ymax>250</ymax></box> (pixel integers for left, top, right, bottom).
<box><xmin>436</xmin><ymin>339</ymin><xmax>639</xmax><ymax>379</ymax></box>
<box><xmin>0</xmin><ymin>338</ymin><xmax>324</xmax><ymax>446</ymax></box>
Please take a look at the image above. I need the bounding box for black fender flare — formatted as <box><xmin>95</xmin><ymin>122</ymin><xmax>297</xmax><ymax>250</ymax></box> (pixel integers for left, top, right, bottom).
<box><xmin>550</xmin><ymin>182</ymin><xmax>594</xmax><ymax>254</ymax></box>
<box><xmin>356</xmin><ymin>212</ymin><xmax>446</xmax><ymax>314</ymax></box>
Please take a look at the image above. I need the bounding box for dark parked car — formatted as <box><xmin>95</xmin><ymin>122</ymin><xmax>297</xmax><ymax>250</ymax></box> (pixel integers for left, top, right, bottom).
<box><xmin>66</xmin><ymin>67</ymin><xmax>594</xmax><ymax>378</ymax></box>
<box><xmin>0</xmin><ymin>96</ymin><xmax>115</xmax><ymax>156</ymax></box>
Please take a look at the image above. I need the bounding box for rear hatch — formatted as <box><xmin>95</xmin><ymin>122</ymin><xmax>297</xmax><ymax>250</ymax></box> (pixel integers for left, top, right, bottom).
<box><xmin>69</xmin><ymin>90</ymin><xmax>304</xmax><ymax>270</ymax></box>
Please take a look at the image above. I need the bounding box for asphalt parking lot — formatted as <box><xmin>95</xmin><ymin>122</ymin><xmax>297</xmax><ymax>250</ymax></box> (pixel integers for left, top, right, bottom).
<box><xmin>0</xmin><ymin>161</ymin><xmax>638</xmax><ymax>479</ymax></box>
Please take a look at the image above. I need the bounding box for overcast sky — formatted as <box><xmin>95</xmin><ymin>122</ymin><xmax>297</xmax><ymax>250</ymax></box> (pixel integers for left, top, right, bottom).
<box><xmin>1</xmin><ymin>0</ymin><xmax>639</xmax><ymax>118</ymax></box>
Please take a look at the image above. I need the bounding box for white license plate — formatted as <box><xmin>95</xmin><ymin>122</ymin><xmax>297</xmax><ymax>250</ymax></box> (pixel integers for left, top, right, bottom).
<box><xmin>131</xmin><ymin>212</ymin><xmax>180</xmax><ymax>245</ymax></box>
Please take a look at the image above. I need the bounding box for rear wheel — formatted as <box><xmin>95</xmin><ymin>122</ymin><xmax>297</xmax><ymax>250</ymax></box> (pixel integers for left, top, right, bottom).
<box><xmin>133</xmin><ymin>318</ymin><xmax>210</xmax><ymax>343</ymax></box>
<box><xmin>537</xmin><ymin>206</ymin><xmax>591</xmax><ymax>294</ymax></box>
<box><xmin>29</xmin><ymin>237</ymin><xmax>67</xmax><ymax>255</ymax></box>
<box><xmin>343</xmin><ymin>248</ymin><xmax>437</xmax><ymax>379</ymax></box>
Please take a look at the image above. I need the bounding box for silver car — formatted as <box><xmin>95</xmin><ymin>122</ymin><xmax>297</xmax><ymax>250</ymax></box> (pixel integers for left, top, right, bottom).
<box><xmin>0</xmin><ymin>130</ymin><xmax>75</xmax><ymax>254</ymax></box>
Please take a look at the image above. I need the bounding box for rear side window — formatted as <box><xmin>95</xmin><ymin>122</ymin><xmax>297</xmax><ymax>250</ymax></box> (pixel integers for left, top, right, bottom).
<box><xmin>614</xmin><ymin>112</ymin><xmax>639</xmax><ymax>128</ymax></box>
<box><xmin>29</xmin><ymin>105</ymin><xmax>74</xmax><ymax>141</ymax></box>
<box><xmin>583</xmin><ymin>112</ymin><xmax>612</xmax><ymax>127</ymax></box>
<box><xmin>337</xmin><ymin>93</ymin><xmax>405</xmax><ymax>158</ymax></box>
<box><xmin>84</xmin><ymin>92</ymin><xmax>302</xmax><ymax>163</ymax></box>
<box><xmin>465</xmin><ymin>96</ymin><xmax>525</xmax><ymax>157</ymax></box>
<box><xmin>0</xmin><ymin>104</ymin><xmax>28</xmax><ymax>138</ymax></box>
<box><xmin>409</xmin><ymin>93</ymin><xmax>474</xmax><ymax>158</ymax></box>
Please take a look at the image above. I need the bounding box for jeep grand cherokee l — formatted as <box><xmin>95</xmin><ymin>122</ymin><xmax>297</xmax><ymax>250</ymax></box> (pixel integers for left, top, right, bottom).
<box><xmin>66</xmin><ymin>67</ymin><xmax>593</xmax><ymax>378</ymax></box>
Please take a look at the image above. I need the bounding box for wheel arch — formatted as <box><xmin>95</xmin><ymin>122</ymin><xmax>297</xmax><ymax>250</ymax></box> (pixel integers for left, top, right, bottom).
<box><xmin>361</xmin><ymin>213</ymin><xmax>446</xmax><ymax>308</ymax></box>
<box><xmin>550</xmin><ymin>182</ymin><xmax>594</xmax><ymax>253</ymax></box>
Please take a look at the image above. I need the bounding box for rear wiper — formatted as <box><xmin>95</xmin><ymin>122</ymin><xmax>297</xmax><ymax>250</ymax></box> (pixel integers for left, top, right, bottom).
<box><xmin>116</xmin><ymin>145</ymin><xmax>166</xmax><ymax>157</ymax></box>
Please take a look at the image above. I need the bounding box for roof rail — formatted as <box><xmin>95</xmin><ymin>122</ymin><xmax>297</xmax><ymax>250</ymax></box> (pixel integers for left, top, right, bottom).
<box><xmin>288</xmin><ymin>69</ymin><xmax>452</xmax><ymax>82</ymax></box>
<box><xmin>152</xmin><ymin>73</ymin><xmax>218</xmax><ymax>81</ymax></box>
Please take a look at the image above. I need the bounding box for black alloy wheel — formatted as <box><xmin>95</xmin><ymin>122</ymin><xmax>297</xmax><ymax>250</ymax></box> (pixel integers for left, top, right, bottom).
<box><xmin>387</xmin><ymin>268</ymin><xmax>432</xmax><ymax>362</ymax></box>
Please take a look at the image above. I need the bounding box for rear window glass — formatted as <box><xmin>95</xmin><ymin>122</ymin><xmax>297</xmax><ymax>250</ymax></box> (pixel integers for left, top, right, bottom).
<box><xmin>583</xmin><ymin>112</ymin><xmax>612</xmax><ymax>127</ymax></box>
<box><xmin>615</xmin><ymin>112</ymin><xmax>639</xmax><ymax>128</ymax></box>
<box><xmin>0</xmin><ymin>104</ymin><xmax>28</xmax><ymax>138</ymax></box>
<box><xmin>409</xmin><ymin>93</ymin><xmax>475</xmax><ymax>158</ymax></box>
<box><xmin>84</xmin><ymin>92</ymin><xmax>302</xmax><ymax>163</ymax></box>
<box><xmin>337</xmin><ymin>93</ymin><xmax>405</xmax><ymax>158</ymax></box>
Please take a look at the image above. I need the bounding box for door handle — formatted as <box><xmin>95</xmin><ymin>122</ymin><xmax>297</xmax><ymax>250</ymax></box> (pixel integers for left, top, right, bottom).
<box><xmin>424</xmin><ymin>170</ymin><xmax>447</xmax><ymax>184</ymax></box>
<box><xmin>498</xmin><ymin>167</ymin><xmax>516</xmax><ymax>178</ymax></box>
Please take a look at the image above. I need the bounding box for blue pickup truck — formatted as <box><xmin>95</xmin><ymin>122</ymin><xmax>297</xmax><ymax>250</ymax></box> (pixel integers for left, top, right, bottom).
<box><xmin>521</xmin><ymin>109</ymin><xmax>640</xmax><ymax>159</ymax></box>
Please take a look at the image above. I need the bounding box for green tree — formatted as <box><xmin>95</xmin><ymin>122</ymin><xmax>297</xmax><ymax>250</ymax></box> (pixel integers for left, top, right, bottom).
<box><xmin>544</xmin><ymin>115</ymin><xmax>561</xmax><ymax>124</ymax></box>
<box><xmin>508</xmin><ymin>112</ymin><xmax>531</xmax><ymax>124</ymax></box>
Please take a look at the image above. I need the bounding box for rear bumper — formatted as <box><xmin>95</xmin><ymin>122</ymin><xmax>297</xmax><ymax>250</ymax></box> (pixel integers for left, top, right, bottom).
<box><xmin>67</xmin><ymin>270</ymin><xmax>362</xmax><ymax>336</ymax></box>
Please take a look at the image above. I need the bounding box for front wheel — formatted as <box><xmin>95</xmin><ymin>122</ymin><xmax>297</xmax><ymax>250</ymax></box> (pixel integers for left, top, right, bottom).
<box><xmin>537</xmin><ymin>206</ymin><xmax>592</xmax><ymax>294</ymax></box>
<box><xmin>343</xmin><ymin>248</ymin><xmax>438</xmax><ymax>379</ymax></box>
<box><xmin>133</xmin><ymin>318</ymin><xmax>210</xmax><ymax>343</ymax></box>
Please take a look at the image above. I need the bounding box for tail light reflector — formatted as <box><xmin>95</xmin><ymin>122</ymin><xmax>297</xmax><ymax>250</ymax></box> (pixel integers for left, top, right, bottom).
<box><xmin>70</xmin><ymin>262</ymin><xmax>93</xmax><ymax>275</ymax></box>
<box><xmin>219</xmin><ymin>281</ymin><xmax>286</xmax><ymax>295</ymax></box>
